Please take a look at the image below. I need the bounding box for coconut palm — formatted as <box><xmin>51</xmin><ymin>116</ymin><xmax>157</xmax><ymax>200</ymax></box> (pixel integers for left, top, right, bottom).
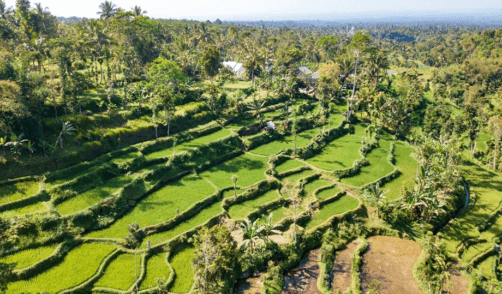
<box><xmin>240</xmin><ymin>218</ymin><xmax>262</xmax><ymax>255</ymax></box>
<box><xmin>131</xmin><ymin>5</ymin><xmax>146</xmax><ymax>17</ymax></box>
<box><xmin>247</xmin><ymin>97</ymin><xmax>266</xmax><ymax>128</ymax></box>
<box><xmin>365</xmin><ymin>183</ymin><xmax>386</xmax><ymax>218</ymax></box>
<box><xmin>97</xmin><ymin>1</ymin><xmax>118</xmax><ymax>19</ymax></box>
<box><xmin>258</xmin><ymin>213</ymin><xmax>282</xmax><ymax>242</ymax></box>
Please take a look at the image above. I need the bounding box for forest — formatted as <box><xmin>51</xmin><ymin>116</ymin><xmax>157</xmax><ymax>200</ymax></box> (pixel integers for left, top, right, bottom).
<box><xmin>1</xmin><ymin>0</ymin><xmax>502</xmax><ymax>293</ymax></box>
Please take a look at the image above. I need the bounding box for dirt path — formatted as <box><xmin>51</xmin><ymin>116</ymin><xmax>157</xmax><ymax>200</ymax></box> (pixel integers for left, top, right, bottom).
<box><xmin>332</xmin><ymin>239</ymin><xmax>360</xmax><ymax>293</ymax></box>
<box><xmin>360</xmin><ymin>236</ymin><xmax>422</xmax><ymax>294</ymax></box>
<box><xmin>236</xmin><ymin>276</ymin><xmax>263</xmax><ymax>294</ymax></box>
<box><xmin>282</xmin><ymin>248</ymin><xmax>322</xmax><ymax>294</ymax></box>
<box><xmin>446</xmin><ymin>265</ymin><xmax>469</xmax><ymax>294</ymax></box>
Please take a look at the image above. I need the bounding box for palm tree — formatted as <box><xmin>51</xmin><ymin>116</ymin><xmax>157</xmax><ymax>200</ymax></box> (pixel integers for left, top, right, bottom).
<box><xmin>4</xmin><ymin>133</ymin><xmax>29</xmax><ymax>157</ymax></box>
<box><xmin>97</xmin><ymin>1</ymin><xmax>118</xmax><ymax>19</ymax></box>
<box><xmin>247</xmin><ymin>97</ymin><xmax>266</xmax><ymax>128</ymax></box>
<box><xmin>282</xmin><ymin>181</ymin><xmax>300</xmax><ymax>245</ymax></box>
<box><xmin>240</xmin><ymin>218</ymin><xmax>262</xmax><ymax>255</ymax></box>
<box><xmin>55</xmin><ymin>121</ymin><xmax>76</xmax><ymax>149</ymax></box>
<box><xmin>365</xmin><ymin>183</ymin><xmax>386</xmax><ymax>218</ymax></box>
<box><xmin>131</xmin><ymin>6</ymin><xmax>146</xmax><ymax>17</ymax></box>
<box><xmin>258</xmin><ymin>213</ymin><xmax>282</xmax><ymax>242</ymax></box>
<box><xmin>231</xmin><ymin>174</ymin><xmax>238</xmax><ymax>199</ymax></box>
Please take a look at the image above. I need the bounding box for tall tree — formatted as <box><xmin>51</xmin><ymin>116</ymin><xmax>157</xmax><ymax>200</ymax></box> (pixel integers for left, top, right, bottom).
<box><xmin>97</xmin><ymin>0</ymin><xmax>118</xmax><ymax>19</ymax></box>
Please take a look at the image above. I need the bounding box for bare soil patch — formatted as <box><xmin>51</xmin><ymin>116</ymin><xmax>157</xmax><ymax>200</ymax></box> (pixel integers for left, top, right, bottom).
<box><xmin>445</xmin><ymin>265</ymin><xmax>469</xmax><ymax>294</ymax></box>
<box><xmin>360</xmin><ymin>236</ymin><xmax>422</xmax><ymax>294</ymax></box>
<box><xmin>282</xmin><ymin>248</ymin><xmax>322</xmax><ymax>294</ymax></box>
<box><xmin>236</xmin><ymin>276</ymin><xmax>263</xmax><ymax>294</ymax></box>
<box><xmin>332</xmin><ymin>239</ymin><xmax>360</xmax><ymax>293</ymax></box>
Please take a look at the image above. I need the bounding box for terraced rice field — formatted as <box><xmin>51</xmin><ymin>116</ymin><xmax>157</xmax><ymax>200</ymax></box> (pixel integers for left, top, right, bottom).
<box><xmin>145</xmin><ymin>128</ymin><xmax>232</xmax><ymax>160</ymax></box>
<box><xmin>251</xmin><ymin>128</ymin><xmax>320</xmax><ymax>156</ymax></box>
<box><xmin>140</xmin><ymin>253</ymin><xmax>170</xmax><ymax>290</ymax></box>
<box><xmin>1</xmin><ymin>113</ymin><xmax>425</xmax><ymax>293</ymax></box>
<box><xmin>5</xmin><ymin>243</ymin><xmax>116</xmax><ymax>293</ymax></box>
<box><xmin>228</xmin><ymin>190</ymin><xmax>281</xmax><ymax>219</ymax></box>
<box><xmin>380</xmin><ymin>141</ymin><xmax>417</xmax><ymax>200</ymax></box>
<box><xmin>94</xmin><ymin>253</ymin><xmax>137</xmax><ymax>290</ymax></box>
<box><xmin>0</xmin><ymin>243</ymin><xmax>58</xmax><ymax>270</ymax></box>
<box><xmin>341</xmin><ymin>140</ymin><xmax>395</xmax><ymax>187</ymax></box>
<box><xmin>304</xmin><ymin>195</ymin><xmax>359</xmax><ymax>230</ymax></box>
<box><xmin>305</xmin><ymin>126</ymin><xmax>365</xmax><ymax>171</ymax></box>
<box><xmin>0</xmin><ymin>181</ymin><xmax>39</xmax><ymax>205</ymax></box>
<box><xmin>87</xmin><ymin>175</ymin><xmax>216</xmax><ymax>239</ymax></box>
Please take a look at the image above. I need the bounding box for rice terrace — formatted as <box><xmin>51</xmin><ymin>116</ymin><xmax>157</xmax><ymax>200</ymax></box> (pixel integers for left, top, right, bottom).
<box><xmin>1</xmin><ymin>0</ymin><xmax>502</xmax><ymax>293</ymax></box>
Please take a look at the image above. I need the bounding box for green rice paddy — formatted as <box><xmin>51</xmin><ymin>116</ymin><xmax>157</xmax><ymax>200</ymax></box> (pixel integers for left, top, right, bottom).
<box><xmin>94</xmin><ymin>253</ymin><xmax>137</xmax><ymax>290</ymax></box>
<box><xmin>305</xmin><ymin>195</ymin><xmax>359</xmax><ymax>230</ymax></box>
<box><xmin>0</xmin><ymin>243</ymin><xmax>58</xmax><ymax>270</ymax></box>
<box><xmin>0</xmin><ymin>181</ymin><xmax>39</xmax><ymax>205</ymax></box>
<box><xmin>170</xmin><ymin>246</ymin><xmax>195</xmax><ymax>293</ymax></box>
<box><xmin>228</xmin><ymin>190</ymin><xmax>281</xmax><ymax>219</ymax></box>
<box><xmin>251</xmin><ymin>128</ymin><xmax>320</xmax><ymax>156</ymax></box>
<box><xmin>139</xmin><ymin>253</ymin><xmax>170</xmax><ymax>290</ymax></box>
<box><xmin>275</xmin><ymin>160</ymin><xmax>306</xmax><ymax>174</ymax></box>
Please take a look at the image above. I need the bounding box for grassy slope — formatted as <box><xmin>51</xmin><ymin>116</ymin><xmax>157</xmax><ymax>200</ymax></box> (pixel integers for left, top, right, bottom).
<box><xmin>87</xmin><ymin>175</ymin><xmax>215</xmax><ymax>239</ymax></box>
<box><xmin>0</xmin><ymin>243</ymin><xmax>58</xmax><ymax>270</ymax></box>
<box><xmin>228</xmin><ymin>190</ymin><xmax>281</xmax><ymax>220</ymax></box>
<box><xmin>6</xmin><ymin>243</ymin><xmax>115</xmax><ymax>293</ymax></box>
<box><xmin>251</xmin><ymin>128</ymin><xmax>320</xmax><ymax>156</ymax></box>
<box><xmin>316</xmin><ymin>186</ymin><xmax>342</xmax><ymax>200</ymax></box>
<box><xmin>275</xmin><ymin>160</ymin><xmax>306</xmax><ymax>174</ymax></box>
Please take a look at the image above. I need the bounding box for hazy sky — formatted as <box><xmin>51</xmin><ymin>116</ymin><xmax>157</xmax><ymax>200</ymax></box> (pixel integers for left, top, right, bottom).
<box><xmin>4</xmin><ymin>0</ymin><xmax>502</xmax><ymax>20</ymax></box>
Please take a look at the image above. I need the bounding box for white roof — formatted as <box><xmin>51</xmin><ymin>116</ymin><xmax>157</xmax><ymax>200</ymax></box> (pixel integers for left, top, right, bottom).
<box><xmin>222</xmin><ymin>61</ymin><xmax>245</xmax><ymax>73</ymax></box>
<box><xmin>266</xmin><ymin>121</ymin><xmax>276</xmax><ymax>129</ymax></box>
<box><xmin>311</xmin><ymin>71</ymin><xmax>319</xmax><ymax>80</ymax></box>
<box><xmin>298</xmin><ymin>66</ymin><xmax>312</xmax><ymax>75</ymax></box>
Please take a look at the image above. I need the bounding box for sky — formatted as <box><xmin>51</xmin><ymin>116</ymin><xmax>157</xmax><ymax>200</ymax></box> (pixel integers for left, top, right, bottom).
<box><xmin>4</xmin><ymin>0</ymin><xmax>502</xmax><ymax>21</ymax></box>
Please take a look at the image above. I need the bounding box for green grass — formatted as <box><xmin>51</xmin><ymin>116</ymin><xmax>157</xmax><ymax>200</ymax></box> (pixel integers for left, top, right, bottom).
<box><xmin>228</xmin><ymin>190</ymin><xmax>281</xmax><ymax>220</ymax></box>
<box><xmin>0</xmin><ymin>201</ymin><xmax>49</xmax><ymax>218</ymax></box>
<box><xmin>222</xmin><ymin>80</ymin><xmax>252</xmax><ymax>89</ymax></box>
<box><xmin>112</xmin><ymin>152</ymin><xmax>139</xmax><ymax>164</ymax></box>
<box><xmin>140</xmin><ymin>201</ymin><xmax>223</xmax><ymax>249</ymax></box>
<box><xmin>222</xmin><ymin>188</ymin><xmax>244</xmax><ymax>198</ymax></box>
<box><xmin>380</xmin><ymin>142</ymin><xmax>417</xmax><ymax>200</ymax></box>
<box><xmin>225</xmin><ymin>117</ymin><xmax>256</xmax><ymax>130</ymax></box>
<box><xmin>145</xmin><ymin>129</ymin><xmax>232</xmax><ymax>160</ymax></box>
<box><xmin>305</xmin><ymin>195</ymin><xmax>359</xmax><ymax>230</ymax></box>
<box><xmin>476</xmin><ymin>132</ymin><xmax>490</xmax><ymax>152</ymax></box>
<box><xmin>170</xmin><ymin>246</ymin><xmax>195</xmax><ymax>293</ymax></box>
<box><xmin>56</xmin><ymin>174</ymin><xmax>136</xmax><ymax>215</ymax></box>
<box><xmin>280</xmin><ymin>169</ymin><xmax>316</xmax><ymax>183</ymax></box>
<box><xmin>200</xmin><ymin>153</ymin><xmax>268</xmax><ymax>189</ymax></box>
<box><xmin>305</xmin><ymin>126</ymin><xmax>365</xmax><ymax>171</ymax></box>
<box><xmin>251</xmin><ymin>128</ymin><xmax>320</xmax><ymax>156</ymax></box>
<box><xmin>442</xmin><ymin>160</ymin><xmax>502</xmax><ymax>253</ymax></box>
<box><xmin>257</xmin><ymin>206</ymin><xmax>289</xmax><ymax>225</ymax></box>
<box><xmin>461</xmin><ymin>242</ymin><xmax>493</xmax><ymax>263</ymax></box>
<box><xmin>476</xmin><ymin>255</ymin><xmax>497</xmax><ymax>279</ymax></box>
<box><xmin>329</xmin><ymin>113</ymin><xmax>345</xmax><ymax>128</ymax></box>
<box><xmin>303</xmin><ymin>178</ymin><xmax>333</xmax><ymax>198</ymax></box>
<box><xmin>341</xmin><ymin>140</ymin><xmax>395</xmax><ymax>187</ymax></box>
<box><xmin>6</xmin><ymin>243</ymin><xmax>115</xmax><ymax>293</ymax></box>
<box><xmin>275</xmin><ymin>160</ymin><xmax>306</xmax><ymax>174</ymax></box>
<box><xmin>86</xmin><ymin>175</ymin><xmax>215</xmax><ymax>239</ymax></box>
<box><xmin>139</xmin><ymin>253</ymin><xmax>170</xmax><ymax>290</ymax></box>
<box><xmin>0</xmin><ymin>181</ymin><xmax>40</xmax><ymax>205</ymax></box>
<box><xmin>94</xmin><ymin>253</ymin><xmax>137</xmax><ymax>290</ymax></box>
<box><xmin>0</xmin><ymin>243</ymin><xmax>58</xmax><ymax>270</ymax></box>
<box><xmin>316</xmin><ymin>186</ymin><xmax>342</xmax><ymax>200</ymax></box>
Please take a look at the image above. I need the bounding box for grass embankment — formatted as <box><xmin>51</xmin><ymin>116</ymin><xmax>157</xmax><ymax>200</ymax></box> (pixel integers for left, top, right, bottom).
<box><xmin>316</xmin><ymin>186</ymin><xmax>342</xmax><ymax>200</ymax></box>
<box><xmin>280</xmin><ymin>169</ymin><xmax>316</xmax><ymax>183</ymax></box>
<box><xmin>228</xmin><ymin>190</ymin><xmax>281</xmax><ymax>220</ymax></box>
<box><xmin>6</xmin><ymin>243</ymin><xmax>115</xmax><ymax>293</ymax></box>
<box><xmin>170</xmin><ymin>246</ymin><xmax>195</xmax><ymax>293</ymax></box>
<box><xmin>305</xmin><ymin>195</ymin><xmax>359</xmax><ymax>230</ymax></box>
<box><xmin>0</xmin><ymin>243</ymin><xmax>58</xmax><ymax>270</ymax></box>
<box><xmin>94</xmin><ymin>253</ymin><xmax>137</xmax><ymax>290</ymax></box>
<box><xmin>56</xmin><ymin>174</ymin><xmax>136</xmax><ymax>215</ymax></box>
<box><xmin>87</xmin><ymin>175</ymin><xmax>215</xmax><ymax>239</ymax></box>
<box><xmin>140</xmin><ymin>201</ymin><xmax>223</xmax><ymax>248</ymax></box>
<box><xmin>145</xmin><ymin>128</ymin><xmax>231</xmax><ymax>160</ymax></box>
<box><xmin>200</xmin><ymin>153</ymin><xmax>269</xmax><ymax>189</ymax></box>
<box><xmin>342</xmin><ymin>140</ymin><xmax>394</xmax><ymax>187</ymax></box>
<box><xmin>275</xmin><ymin>160</ymin><xmax>306</xmax><ymax>174</ymax></box>
<box><xmin>0</xmin><ymin>181</ymin><xmax>39</xmax><ymax>205</ymax></box>
<box><xmin>303</xmin><ymin>178</ymin><xmax>333</xmax><ymax>198</ymax></box>
<box><xmin>0</xmin><ymin>201</ymin><xmax>49</xmax><ymax>218</ymax></box>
